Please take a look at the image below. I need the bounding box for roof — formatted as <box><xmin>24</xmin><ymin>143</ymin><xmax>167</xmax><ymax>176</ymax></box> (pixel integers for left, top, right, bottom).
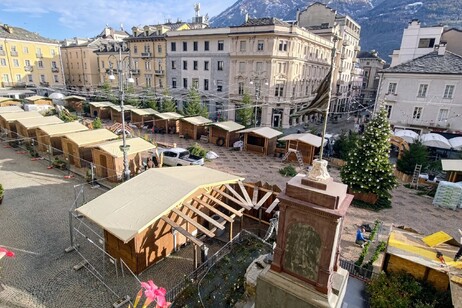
<box><xmin>237</xmin><ymin>17</ymin><xmax>290</xmax><ymax>27</ymax></box>
<box><xmin>383</xmin><ymin>51</ymin><xmax>462</xmax><ymax>75</ymax></box>
<box><xmin>279</xmin><ymin>133</ymin><xmax>323</xmax><ymax>147</ymax></box>
<box><xmin>131</xmin><ymin>108</ymin><xmax>159</xmax><ymax>116</ymax></box>
<box><xmin>95</xmin><ymin>137</ymin><xmax>155</xmax><ymax>158</ymax></box>
<box><xmin>63</xmin><ymin>129</ymin><xmax>117</xmax><ymax>147</ymax></box>
<box><xmin>238</xmin><ymin>127</ymin><xmax>283</xmax><ymax>139</ymax></box>
<box><xmin>181</xmin><ymin>116</ymin><xmax>212</xmax><ymax>126</ymax></box>
<box><xmin>357</xmin><ymin>51</ymin><xmax>385</xmax><ymax>62</ymax></box>
<box><xmin>0</xmin><ymin>97</ymin><xmax>21</xmax><ymax>103</ymax></box>
<box><xmin>25</xmin><ymin>95</ymin><xmax>51</xmax><ymax>102</ymax></box>
<box><xmin>15</xmin><ymin>116</ymin><xmax>63</xmax><ymax>129</ymax></box>
<box><xmin>0</xmin><ymin>111</ymin><xmax>42</xmax><ymax>122</ymax></box>
<box><xmin>88</xmin><ymin>101</ymin><xmax>115</xmax><ymax>108</ymax></box>
<box><xmin>109</xmin><ymin>105</ymin><xmax>136</xmax><ymax>112</ymax></box>
<box><xmin>0</xmin><ymin>24</ymin><xmax>58</xmax><ymax>44</ymax></box>
<box><xmin>0</xmin><ymin>106</ymin><xmax>24</xmax><ymax>114</ymax></box>
<box><xmin>76</xmin><ymin>166</ymin><xmax>244</xmax><ymax>243</ymax></box>
<box><xmin>154</xmin><ymin>112</ymin><xmax>183</xmax><ymax>120</ymax></box>
<box><xmin>36</xmin><ymin>122</ymin><xmax>88</xmax><ymax>137</ymax></box>
<box><xmin>209</xmin><ymin>121</ymin><xmax>245</xmax><ymax>132</ymax></box>
<box><xmin>442</xmin><ymin>159</ymin><xmax>462</xmax><ymax>172</ymax></box>
<box><xmin>63</xmin><ymin>96</ymin><xmax>86</xmax><ymax>101</ymax></box>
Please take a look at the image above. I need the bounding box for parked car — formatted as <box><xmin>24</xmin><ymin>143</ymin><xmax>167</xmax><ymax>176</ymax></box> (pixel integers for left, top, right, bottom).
<box><xmin>158</xmin><ymin>147</ymin><xmax>204</xmax><ymax>166</ymax></box>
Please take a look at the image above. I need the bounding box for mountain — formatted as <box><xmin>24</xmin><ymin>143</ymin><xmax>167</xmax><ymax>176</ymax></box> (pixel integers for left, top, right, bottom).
<box><xmin>210</xmin><ymin>0</ymin><xmax>462</xmax><ymax>62</ymax></box>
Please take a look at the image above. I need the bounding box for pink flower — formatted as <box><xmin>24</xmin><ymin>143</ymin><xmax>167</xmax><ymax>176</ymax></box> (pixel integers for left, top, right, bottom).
<box><xmin>140</xmin><ymin>280</ymin><xmax>171</xmax><ymax>308</ymax></box>
<box><xmin>0</xmin><ymin>247</ymin><xmax>14</xmax><ymax>258</ymax></box>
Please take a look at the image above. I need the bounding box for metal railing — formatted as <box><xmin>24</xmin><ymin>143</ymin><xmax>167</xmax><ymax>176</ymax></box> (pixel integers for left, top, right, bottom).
<box><xmin>339</xmin><ymin>258</ymin><xmax>378</xmax><ymax>281</ymax></box>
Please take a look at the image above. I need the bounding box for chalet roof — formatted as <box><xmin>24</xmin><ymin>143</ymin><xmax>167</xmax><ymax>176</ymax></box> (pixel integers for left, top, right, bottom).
<box><xmin>237</xmin><ymin>17</ymin><xmax>290</xmax><ymax>27</ymax></box>
<box><xmin>131</xmin><ymin>108</ymin><xmax>159</xmax><ymax>116</ymax></box>
<box><xmin>89</xmin><ymin>101</ymin><xmax>115</xmax><ymax>108</ymax></box>
<box><xmin>209</xmin><ymin>121</ymin><xmax>244</xmax><ymax>132</ymax></box>
<box><xmin>0</xmin><ymin>111</ymin><xmax>42</xmax><ymax>122</ymax></box>
<box><xmin>25</xmin><ymin>95</ymin><xmax>51</xmax><ymax>102</ymax></box>
<box><xmin>76</xmin><ymin>166</ymin><xmax>243</xmax><ymax>243</ymax></box>
<box><xmin>154</xmin><ymin>112</ymin><xmax>183</xmax><ymax>120</ymax></box>
<box><xmin>0</xmin><ymin>24</ymin><xmax>58</xmax><ymax>44</ymax></box>
<box><xmin>383</xmin><ymin>51</ymin><xmax>462</xmax><ymax>75</ymax></box>
<box><xmin>95</xmin><ymin>137</ymin><xmax>155</xmax><ymax>158</ymax></box>
<box><xmin>36</xmin><ymin>122</ymin><xmax>88</xmax><ymax>137</ymax></box>
<box><xmin>238</xmin><ymin>127</ymin><xmax>283</xmax><ymax>139</ymax></box>
<box><xmin>279</xmin><ymin>133</ymin><xmax>323</xmax><ymax>147</ymax></box>
<box><xmin>442</xmin><ymin>159</ymin><xmax>462</xmax><ymax>172</ymax></box>
<box><xmin>63</xmin><ymin>129</ymin><xmax>117</xmax><ymax>146</ymax></box>
<box><xmin>0</xmin><ymin>97</ymin><xmax>21</xmax><ymax>103</ymax></box>
<box><xmin>15</xmin><ymin>116</ymin><xmax>63</xmax><ymax>129</ymax></box>
<box><xmin>0</xmin><ymin>106</ymin><xmax>23</xmax><ymax>114</ymax></box>
<box><xmin>109</xmin><ymin>105</ymin><xmax>136</xmax><ymax>112</ymax></box>
<box><xmin>181</xmin><ymin>116</ymin><xmax>212</xmax><ymax>126</ymax></box>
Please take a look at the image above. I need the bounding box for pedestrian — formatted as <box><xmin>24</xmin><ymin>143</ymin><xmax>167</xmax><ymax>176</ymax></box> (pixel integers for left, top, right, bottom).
<box><xmin>355</xmin><ymin>226</ymin><xmax>369</xmax><ymax>248</ymax></box>
<box><xmin>145</xmin><ymin>157</ymin><xmax>154</xmax><ymax>170</ymax></box>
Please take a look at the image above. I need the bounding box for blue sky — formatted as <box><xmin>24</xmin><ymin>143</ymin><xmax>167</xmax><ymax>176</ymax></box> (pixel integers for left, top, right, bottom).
<box><xmin>0</xmin><ymin>0</ymin><xmax>235</xmax><ymax>40</ymax></box>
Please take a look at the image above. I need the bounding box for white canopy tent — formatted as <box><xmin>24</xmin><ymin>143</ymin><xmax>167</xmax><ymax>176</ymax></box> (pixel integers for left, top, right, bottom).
<box><xmin>394</xmin><ymin>130</ymin><xmax>419</xmax><ymax>144</ymax></box>
<box><xmin>449</xmin><ymin>137</ymin><xmax>462</xmax><ymax>151</ymax></box>
<box><xmin>420</xmin><ymin>133</ymin><xmax>451</xmax><ymax>149</ymax></box>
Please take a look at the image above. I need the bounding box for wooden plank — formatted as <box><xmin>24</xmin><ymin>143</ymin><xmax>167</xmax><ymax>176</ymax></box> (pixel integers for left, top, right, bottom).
<box><xmin>265</xmin><ymin>198</ymin><xmax>280</xmax><ymax>213</ymax></box>
<box><xmin>182</xmin><ymin>203</ymin><xmax>225</xmax><ymax>230</ymax></box>
<box><xmin>254</xmin><ymin>191</ymin><xmax>273</xmax><ymax>210</ymax></box>
<box><xmin>212</xmin><ymin>188</ymin><xmax>252</xmax><ymax>210</ymax></box>
<box><xmin>224</xmin><ymin>184</ymin><xmax>249</xmax><ymax>205</ymax></box>
<box><xmin>252</xmin><ymin>187</ymin><xmax>259</xmax><ymax>205</ymax></box>
<box><xmin>202</xmin><ymin>194</ymin><xmax>244</xmax><ymax>217</ymax></box>
<box><xmin>171</xmin><ymin>208</ymin><xmax>215</xmax><ymax>238</ymax></box>
<box><xmin>238</xmin><ymin>181</ymin><xmax>253</xmax><ymax>205</ymax></box>
<box><xmin>161</xmin><ymin>216</ymin><xmax>203</xmax><ymax>247</ymax></box>
<box><xmin>193</xmin><ymin>197</ymin><xmax>234</xmax><ymax>223</ymax></box>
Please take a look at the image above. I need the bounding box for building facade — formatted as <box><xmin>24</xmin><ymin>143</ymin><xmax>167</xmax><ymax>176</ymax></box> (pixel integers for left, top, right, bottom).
<box><xmin>229</xmin><ymin>18</ymin><xmax>333</xmax><ymax>128</ymax></box>
<box><xmin>377</xmin><ymin>46</ymin><xmax>462</xmax><ymax>133</ymax></box>
<box><xmin>0</xmin><ymin>23</ymin><xmax>64</xmax><ymax>90</ymax></box>
<box><xmin>358</xmin><ymin>50</ymin><xmax>386</xmax><ymax>108</ymax></box>
<box><xmin>94</xmin><ymin>42</ymin><xmax>130</xmax><ymax>90</ymax></box>
<box><xmin>297</xmin><ymin>2</ymin><xmax>361</xmax><ymax>115</ymax></box>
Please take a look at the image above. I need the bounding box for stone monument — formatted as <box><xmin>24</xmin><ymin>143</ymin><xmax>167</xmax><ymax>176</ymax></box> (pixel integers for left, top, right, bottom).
<box><xmin>255</xmin><ymin>159</ymin><xmax>352</xmax><ymax>308</ymax></box>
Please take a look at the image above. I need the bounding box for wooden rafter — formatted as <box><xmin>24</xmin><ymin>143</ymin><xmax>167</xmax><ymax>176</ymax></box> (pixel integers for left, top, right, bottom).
<box><xmin>202</xmin><ymin>193</ymin><xmax>244</xmax><ymax>217</ymax></box>
<box><xmin>238</xmin><ymin>181</ymin><xmax>253</xmax><ymax>205</ymax></box>
<box><xmin>171</xmin><ymin>208</ymin><xmax>215</xmax><ymax>238</ymax></box>
<box><xmin>212</xmin><ymin>188</ymin><xmax>252</xmax><ymax>210</ymax></box>
<box><xmin>224</xmin><ymin>184</ymin><xmax>250</xmax><ymax>206</ymax></box>
<box><xmin>182</xmin><ymin>202</ymin><xmax>225</xmax><ymax>230</ymax></box>
<box><xmin>265</xmin><ymin>198</ymin><xmax>280</xmax><ymax>213</ymax></box>
<box><xmin>252</xmin><ymin>187</ymin><xmax>259</xmax><ymax>205</ymax></box>
<box><xmin>161</xmin><ymin>216</ymin><xmax>204</xmax><ymax>247</ymax></box>
<box><xmin>193</xmin><ymin>197</ymin><xmax>234</xmax><ymax>223</ymax></box>
<box><xmin>254</xmin><ymin>191</ymin><xmax>273</xmax><ymax>210</ymax></box>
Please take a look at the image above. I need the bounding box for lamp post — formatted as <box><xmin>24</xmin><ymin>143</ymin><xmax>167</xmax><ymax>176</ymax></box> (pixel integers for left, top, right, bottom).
<box><xmin>108</xmin><ymin>45</ymin><xmax>134</xmax><ymax>182</ymax></box>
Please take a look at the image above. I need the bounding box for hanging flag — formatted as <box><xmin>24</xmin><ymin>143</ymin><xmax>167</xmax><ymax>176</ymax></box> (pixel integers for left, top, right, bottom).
<box><xmin>293</xmin><ymin>70</ymin><xmax>332</xmax><ymax>116</ymax></box>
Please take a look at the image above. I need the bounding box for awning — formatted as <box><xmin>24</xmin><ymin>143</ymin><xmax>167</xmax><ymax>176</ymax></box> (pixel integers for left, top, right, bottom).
<box><xmin>420</xmin><ymin>133</ymin><xmax>451</xmax><ymax>149</ymax></box>
<box><xmin>449</xmin><ymin>137</ymin><xmax>462</xmax><ymax>151</ymax></box>
<box><xmin>394</xmin><ymin>129</ymin><xmax>419</xmax><ymax>144</ymax></box>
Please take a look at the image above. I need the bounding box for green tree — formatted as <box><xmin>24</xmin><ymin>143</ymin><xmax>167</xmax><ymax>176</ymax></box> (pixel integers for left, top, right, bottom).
<box><xmin>124</xmin><ymin>84</ymin><xmax>139</xmax><ymax>107</ymax></box>
<box><xmin>161</xmin><ymin>90</ymin><xmax>177</xmax><ymax>112</ymax></box>
<box><xmin>99</xmin><ymin>81</ymin><xmax>117</xmax><ymax>103</ymax></box>
<box><xmin>183</xmin><ymin>88</ymin><xmax>208</xmax><ymax>117</ymax></box>
<box><xmin>333</xmin><ymin>132</ymin><xmax>360</xmax><ymax>160</ymax></box>
<box><xmin>92</xmin><ymin>117</ymin><xmax>102</xmax><ymax>129</ymax></box>
<box><xmin>340</xmin><ymin>107</ymin><xmax>397</xmax><ymax>200</ymax></box>
<box><xmin>236</xmin><ymin>93</ymin><xmax>254</xmax><ymax>127</ymax></box>
<box><xmin>396</xmin><ymin>142</ymin><xmax>429</xmax><ymax>175</ymax></box>
<box><xmin>143</xmin><ymin>89</ymin><xmax>158</xmax><ymax>110</ymax></box>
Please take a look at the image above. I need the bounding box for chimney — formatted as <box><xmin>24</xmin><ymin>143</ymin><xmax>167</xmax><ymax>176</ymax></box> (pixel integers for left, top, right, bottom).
<box><xmin>437</xmin><ymin>42</ymin><xmax>447</xmax><ymax>55</ymax></box>
<box><xmin>244</xmin><ymin>13</ymin><xmax>249</xmax><ymax>23</ymax></box>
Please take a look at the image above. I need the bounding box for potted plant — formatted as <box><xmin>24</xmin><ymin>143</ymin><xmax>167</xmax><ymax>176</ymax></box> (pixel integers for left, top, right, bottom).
<box><xmin>0</xmin><ymin>184</ymin><xmax>4</xmax><ymax>205</ymax></box>
<box><xmin>426</xmin><ymin>160</ymin><xmax>442</xmax><ymax>181</ymax></box>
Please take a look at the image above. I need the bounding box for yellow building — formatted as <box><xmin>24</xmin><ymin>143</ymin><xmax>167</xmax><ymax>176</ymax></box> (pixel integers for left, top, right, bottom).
<box><xmin>0</xmin><ymin>23</ymin><xmax>64</xmax><ymax>89</ymax></box>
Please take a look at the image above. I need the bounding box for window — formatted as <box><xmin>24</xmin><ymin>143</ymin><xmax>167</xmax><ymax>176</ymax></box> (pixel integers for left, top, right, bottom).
<box><xmin>240</xmin><ymin>41</ymin><xmax>246</xmax><ymax>52</ymax></box>
<box><xmin>256</xmin><ymin>62</ymin><xmax>263</xmax><ymax>73</ymax></box>
<box><xmin>158</xmin><ymin>45</ymin><xmax>162</xmax><ymax>53</ymax></box>
<box><xmin>387</xmin><ymin>82</ymin><xmax>397</xmax><ymax>94</ymax></box>
<box><xmin>172</xmin><ymin>77</ymin><xmax>177</xmax><ymax>88</ymax></box>
<box><xmin>145</xmin><ymin>61</ymin><xmax>151</xmax><ymax>70</ymax></box>
<box><xmin>204</xmin><ymin>79</ymin><xmax>209</xmax><ymax>91</ymax></box>
<box><xmin>12</xmin><ymin>59</ymin><xmax>19</xmax><ymax>67</ymax></box>
<box><xmin>217</xmin><ymin>61</ymin><xmax>224</xmax><ymax>71</ymax></box>
<box><xmin>25</xmin><ymin>59</ymin><xmax>30</xmax><ymax>66</ymax></box>
<box><xmin>144</xmin><ymin>45</ymin><xmax>151</xmax><ymax>53</ymax></box>
<box><xmin>54</xmin><ymin>75</ymin><xmax>59</xmax><ymax>83</ymax></box>
<box><xmin>38</xmin><ymin>60</ymin><xmax>44</xmax><ymax>68</ymax></box>
<box><xmin>278</xmin><ymin>40</ymin><xmax>287</xmax><ymax>51</ymax></box>
<box><xmin>52</xmin><ymin>61</ymin><xmax>57</xmax><ymax>68</ymax></box>
<box><xmin>2</xmin><ymin>74</ymin><xmax>9</xmax><ymax>82</ymax></box>
<box><xmin>438</xmin><ymin>109</ymin><xmax>449</xmax><ymax>122</ymax></box>
<box><xmin>28</xmin><ymin>74</ymin><xmax>33</xmax><ymax>82</ymax></box>
<box><xmin>217</xmin><ymin>80</ymin><xmax>223</xmax><ymax>92</ymax></box>
<box><xmin>275</xmin><ymin>84</ymin><xmax>284</xmax><ymax>97</ymax></box>
<box><xmin>413</xmin><ymin>107</ymin><xmax>423</xmax><ymax>119</ymax></box>
<box><xmin>183</xmin><ymin>60</ymin><xmax>187</xmax><ymax>70</ymax></box>
<box><xmin>134</xmin><ymin>46</ymin><xmax>138</xmax><ymax>54</ymax></box>
<box><xmin>158</xmin><ymin>79</ymin><xmax>163</xmax><ymax>88</ymax></box>
<box><xmin>204</xmin><ymin>61</ymin><xmax>209</xmax><ymax>71</ymax></box>
<box><xmin>204</xmin><ymin>41</ymin><xmax>209</xmax><ymax>51</ymax></box>
<box><xmin>192</xmin><ymin>78</ymin><xmax>199</xmax><ymax>89</ymax></box>
<box><xmin>0</xmin><ymin>58</ymin><xmax>6</xmax><ymax>66</ymax></box>
<box><xmin>51</xmin><ymin>49</ymin><xmax>56</xmax><ymax>56</ymax></box>
<box><xmin>183</xmin><ymin>78</ymin><xmax>188</xmax><ymax>89</ymax></box>
<box><xmin>418</xmin><ymin>38</ymin><xmax>435</xmax><ymax>48</ymax></box>
<box><xmin>23</xmin><ymin>46</ymin><xmax>29</xmax><ymax>53</ymax></box>
<box><xmin>170</xmin><ymin>42</ymin><xmax>176</xmax><ymax>52</ymax></box>
<box><xmin>146</xmin><ymin>75</ymin><xmax>152</xmax><ymax>87</ymax></box>
<box><xmin>443</xmin><ymin>85</ymin><xmax>455</xmax><ymax>99</ymax></box>
<box><xmin>417</xmin><ymin>84</ymin><xmax>428</xmax><ymax>98</ymax></box>
<box><xmin>193</xmin><ymin>60</ymin><xmax>198</xmax><ymax>70</ymax></box>
<box><xmin>171</xmin><ymin>61</ymin><xmax>176</xmax><ymax>69</ymax></box>
<box><xmin>40</xmin><ymin>74</ymin><xmax>46</xmax><ymax>82</ymax></box>
<box><xmin>183</xmin><ymin>42</ymin><xmax>187</xmax><ymax>51</ymax></box>
<box><xmin>193</xmin><ymin>41</ymin><xmax>198</xmax><ymax>51</ymax></box>
<box><xmin>257</xmin><ymin>40</ymin><xmax>264</xmax><ymax>51</ymax></box>
<box><xmin>15</xmin><ymin>74</ymin><xmax>21</xmax><ymax>81</ymax></box>
<box><xmin>238</xmin><ymin>82</ymin><xmax>244</xmax><ymax>95</ymax></box>
<box><xmin>239</xmin><ymin>62</ymin><xmax>245</xmax><ymax>73</ymax></box>
<box><xmin>218</xmin><ymin>40</ymin><xmax>224</xmax><ymax>51</ymax></box>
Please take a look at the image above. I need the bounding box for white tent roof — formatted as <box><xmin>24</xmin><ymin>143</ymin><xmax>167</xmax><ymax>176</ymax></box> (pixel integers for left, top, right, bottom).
<box><xmin>420</xmin><ymin>133</ymin><xmax>451</xmax><ymax>149</ymax></box>
<box><xmin>76</xmin><ymin>166</ymin><xmax>244</xmax><ymax>243</ymax></box>
<box><xmin>209</xmin><ymin>121</ymin><xmax>244</xmax><ymax>132</ymax></box>
<box><xmin>63</xmin><ymin>96</ymin><xmax>86</xmax><ymax>101</ymax></box>
<box><xmin>238</xmin><ymin>127</ymin><xmax>283</xmax><ymax>139</ymax></box>
<box><xmin>181</xmin><ymin>116</ymin><xmax>212</xmax><ymax>126</ymax></box>
<box><xmin>449</xmin><ymin>137</ymin><xmax>462</xmax><ymax>151</ymax></box>
<box><xmin>0</xmin><ymin>106</ymin><xmax>24</xmax><ymax>114</ymax></box>
<box><xmin>279</xmin><ymin>133</ymin><xmax>323</xmax><ymax>147</ymax></box>
<box><xmin>394</xmin><ymin>129</ymin><xmax>419</xmax><ymax>144</ymax></box>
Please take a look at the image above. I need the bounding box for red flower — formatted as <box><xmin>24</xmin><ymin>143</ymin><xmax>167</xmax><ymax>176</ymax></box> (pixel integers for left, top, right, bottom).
<box><xmin>0</xmin><ymin>247</ymin><xmax>14</xmax><ymax>258</ymax></box>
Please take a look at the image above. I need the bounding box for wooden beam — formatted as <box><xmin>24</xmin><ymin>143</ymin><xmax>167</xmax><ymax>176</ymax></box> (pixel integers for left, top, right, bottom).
<box><xmin>161</xmin><ymin>216</ymin><xmax>204</xmax><ymax>247</ymax></box>
<box><xmin>193</xmin><ymin>197</ymin><xmax>234</xmax><ymax>223</ymax></box>
<box><xmin>212</xmin><ymin>188</ymin><xmax>252</xmax><ymax>210</ymax></box>
<box><xmin>224</xmin><ymin>184</ymin><xmax>249</xmax><ymax>205</ymax></box>
<box><xmin>182</xmin><ymin>202</ymin><xmax>225</xmax><ymax>230</ymax></box>
<box><xmin>254</xmin><ymin>191</ymin><xmax>273</xmax><ymax>210</ymax></box>
<box><xmin>202</xmin><ymin>194</ymin><xmax>244</xmax><ymax>217</ymax></box>
<box><xmin>265</xmin><ymin>198</ymin><xmax>280</xmax><ymax>213</ymax></box>
<box><xmin>171</xmin><ymin>208</ymin><xmax>215</xmax><ymax>238</ymax></box>
<box><xmin>252</xmin><ymin>186</ymin><xmax>259</xmax><ymax>205</ymax></box>
<box><xmin>237</xmin><ymin>181</ymin><xmax>253</xmax><ymax>205</ymax></box>
<box><xmin>243</xmin><ymin>182</ymin><xmax>280</xmax><ymax>194</ymax></box>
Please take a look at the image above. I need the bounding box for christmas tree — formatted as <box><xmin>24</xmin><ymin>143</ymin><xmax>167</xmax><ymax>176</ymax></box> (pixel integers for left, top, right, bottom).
<box><xmin>340</xmin><ymin>107</ymin><xmax>397</xmax><ymax>200</ymax></box>
<box><xmin>183</xmin><ymin>88</ymin><xmax>208</xmax><ymax>117</ymax></box>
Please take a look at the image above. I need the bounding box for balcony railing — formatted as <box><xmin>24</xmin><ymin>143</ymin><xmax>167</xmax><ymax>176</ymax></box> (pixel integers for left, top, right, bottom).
<box><xmin>141</xmin><ymin>52</ymin><xmax>151</xmax><ymax>58</ymax></box>
<box><xmin>354</xmin><ymin>45</ymin><xmax>361</xmax><ymax>51</ymax></box>
<box><xmin>154</xmin><ymin>70</ymin><xmax>164</xmax><ymax>75</ymax></box>
<box><xmin>24</xmin><ymin>65</ymin><xmax>34</xmax><ymax>72</ymax></box>
<box><xmin>131</xmin><ymin>69</ymin><xmax>140</xmax><ymax>75</ymax></box>
<box><xmin>51</xmin><ymin>67</ymin><xmax>59</xmax><ymax>73</ymax></box>
<box><xmin>36</xmin><ymin>53</ymin><xmax>43</xmax><ymax>58</ymax></box>
<box><xmin>10</xmin><ymin>51</ymin><xmax>18</xmax><ymax>56</ymax></box>
<box><xmin>40</xmin><ymin>81</ymin><xmax>50</xmax><ymax>87</ymax></box>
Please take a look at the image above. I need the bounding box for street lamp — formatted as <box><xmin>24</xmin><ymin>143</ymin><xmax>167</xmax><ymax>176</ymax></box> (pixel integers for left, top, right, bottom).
<box><xmin>108</xmin><ymin>46</ymin><xmax>134</xmax><ymax>182</ymax></box>
<box><xmin>250</xmin><ymin>79</ymin><xmax>269</xmax><ymax>127</ymax></box>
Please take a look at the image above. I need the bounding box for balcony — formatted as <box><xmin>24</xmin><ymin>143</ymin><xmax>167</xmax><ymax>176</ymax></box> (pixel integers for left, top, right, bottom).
<box><xmin>354</xmin><ymin>45</ymin><xmax>361</xmax><ymax>51</ymax></box>
<box><xmin>154</xmin><ymin>70</ymin><xmax>164</xmax><ymax>75</ymax></box>
<box><xmin>384</xmin><ymin>93</ymin><xmax>398</xmax><ymax>102</ymax></box>
<box><xmin>342</xmin><ymin>41</ymin><xmax>350</xmax><ymax>47</ymax></box>
<box><xmin>131</xmin><ymin>69</ymin><xmax>140</xmax><ymax>75</ymax></box>
<box><xmin>40</xmin><ymin>81</ymin><xmax>50</xmax><ymax>87</ymax></box>
<box><xmin>0</xmin><ymin>50</ymin><xmax>5</xmax><ymax>56</ymax></box>
<box><xmin>36</xmin><ymin>53</ymin><xmax>43</xmax><ymax>58</ymax></box>
<box><xmin>141</xmin><ymin>52</ymin><xmax>151</xmax><ymax>58</ymax></box>
<box><xmin>24</xmin><ymin>65</ymin><xmax>34</xmax><ymax>72</ymax></box>
<box><xmin>10</xmin><ymin>51</ymin><xmax>18</xmax><ymax>56</ymax></box>
<box><xmin>52</xmin><ymin>67</ymin><xmax>59</xmax><ymax>73</ymax></box>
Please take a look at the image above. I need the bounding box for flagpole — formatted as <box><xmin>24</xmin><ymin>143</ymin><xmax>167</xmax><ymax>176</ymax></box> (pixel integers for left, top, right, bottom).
<box><xmin>318</xmin><ymin>36</ymin><xmax>338</xmax><ymax>161</ymax></box>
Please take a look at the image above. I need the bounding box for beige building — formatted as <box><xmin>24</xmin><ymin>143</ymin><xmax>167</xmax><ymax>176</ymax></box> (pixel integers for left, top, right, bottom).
<box><xmin>229</xmin><ymin>18</ymin><xmax>333</xmax><ymax>128</ymax></box>
<box><xmin>61</xmin><ymin>27</ymin><xmax>129</xmax><ymax>92</ymax></box>
<box><xmin>0</xmin><ymin>23</ymin><xmax>64</xmax><ymax>89</ymax></box>
<box><xmin>441</xmin><ymin>28</ymin><xmax>462</xmax><ymax>56</ymax></box>
<box><xmin>297</xmin><ymin>2</ymin><xmax>361</xmax><ymax>115</ymax></box>
<box><xmin>95</xmin><ymin>42</ymin><xmax>130</xmax><ymax>90</ymax></box>
<box><xmin>358</xmin><ymin>50</ymin><xmax>386</xmax><ymax>108</ymax></box>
